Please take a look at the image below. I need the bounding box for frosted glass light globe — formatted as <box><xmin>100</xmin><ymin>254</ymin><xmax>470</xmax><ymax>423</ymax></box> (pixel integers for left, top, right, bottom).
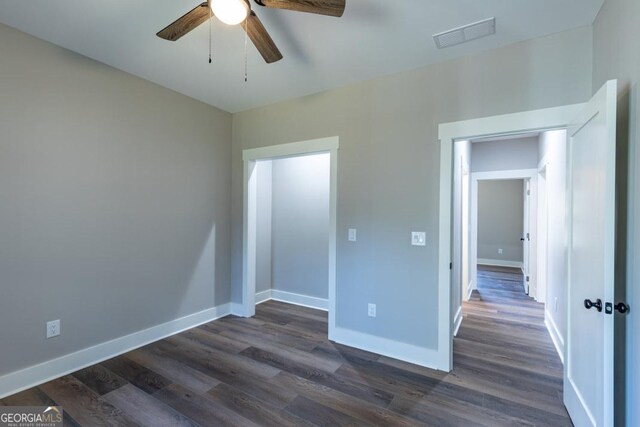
<box><xmin>210</xmin><ymin>0</ymin><xmax>250</xmax><ymax>26</ymax></box>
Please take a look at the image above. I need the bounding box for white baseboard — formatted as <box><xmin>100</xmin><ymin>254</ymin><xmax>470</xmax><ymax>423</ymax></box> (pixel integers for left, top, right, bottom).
<box><xmin>466</xmin><ymin>280</ymin><xmax>474</xmax><ymax>300</ymax></box>
<box><xmin>0</xmin><ymin>303</ymin><xmax>231</xmax><ymax>400</ymax></box>
<box><xmin>520</xmin><ymin>267</ymin><xmax>530</xmax><ymax>295</ymax></box>
<box><xmin>332</xmin><ymin>327</ymin><xmax>444</xmax><ymax>371</ymax></box>
<box><xmin>545</xmin><ymin>309</ymin><xmax>565</xmax><ymax>364</ymax></box>
<box><xmin>255</xmin><ymin>289</ymin><xmax>328</xmax><ymax>311</ymax></box>
<box><xmin>453</xmin><ymin>306</ymin><xmax>463</xmax><ymax>336</ymax></box>
<box><xmin>255</xmin><ymin>290</ymin><xmax>272</xmax><ymax>305</ymax></box>
<box><xmin>477</xmin><ymin>258</ymin><xmax>524</xmax><ymax>269</ymax></box>
<box><xmin>271</xmin><ymin>290</ymin><xmax>328</xmax><ymax>311</ymax></box>
<box><xmin>230</xmin><ymin>302</ymin><xmax>250</xmax><ymax>317</ymax></box>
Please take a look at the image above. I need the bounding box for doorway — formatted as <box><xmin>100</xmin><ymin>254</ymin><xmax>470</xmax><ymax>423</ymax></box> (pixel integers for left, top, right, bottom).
<box><xmin>468</xmin><ymin>167</ymin><xmax>538</xmax><ymax>300</ymax></box>
<box><xmin>254</xmin><ymin>153</ymin><xmax>331</xmax><ymax>309</ymax></box>
<box><xmin>437</xmin><ymin>103</ymin><xmax>583</xmax><ymax>373</ymax></box>
<box><xmin>457</xmin><ymin>130</ymin><xmax>572</xmax><ymax>351</ymax></box>
<box><xmin>241</xmin><ymin>137</ymin><xmax>339</xmax><ymax>339</ymax></box>
<box><xmin>440</xmin><ymin>83</ymin><xmax>622</xmax><ymax>425</ymax></box>
<box><xmin>451</xmin><ymin>130</ymin><xmax>569</xmax><ymax>423</ymax></box>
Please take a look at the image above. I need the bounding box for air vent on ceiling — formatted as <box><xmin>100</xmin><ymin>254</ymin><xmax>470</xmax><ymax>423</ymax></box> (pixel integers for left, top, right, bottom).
<box><xmin>433</xmin><ymin>17</ymin><xmax>496</xmax><ymax>49</ymax></box>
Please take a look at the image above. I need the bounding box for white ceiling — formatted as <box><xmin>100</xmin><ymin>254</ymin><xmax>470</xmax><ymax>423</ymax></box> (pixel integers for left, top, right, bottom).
<box><xmin>0</xmin><ymin>0</ymin><xmax>603</xmax><ymax>113</ymax></box>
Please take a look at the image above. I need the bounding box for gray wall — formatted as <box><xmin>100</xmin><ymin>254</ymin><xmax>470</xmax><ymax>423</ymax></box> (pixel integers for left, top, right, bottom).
<box><xmin>256</xmin><ymin>161</ymin><xmax>273</xmax><ymax>293</ymax></box>
<box><xmin>477</xmin><ymin>180</ymin><xmax>524</xmax><ymax>262</ymax></box>
<box><xmin>231</xmin><ymin>26</ymin><xmax>593</xmax><ymax>350</ymax></box>
<box><xmin>0</xmin><ymin>24</ymin><xmax>232</xmax><ymax>377</ymax></box>
<box><xmin>271</xmin><ymin>154</ymin><xmax>330</xmax><ymax>299</ymax></box>
<box><xmin>537</xmin><ymin>129</ymin><xmax>568</xmax><ymax>356</ymax></box>
<box><xmin>471</xmin><ymin>136</ymin><xmax>539</xmax><ymax>172</ymax></box>
<box><xmin>592</xmin><ymin>0</ymin><xmax>640</xmax><ymax>424</ymax></box>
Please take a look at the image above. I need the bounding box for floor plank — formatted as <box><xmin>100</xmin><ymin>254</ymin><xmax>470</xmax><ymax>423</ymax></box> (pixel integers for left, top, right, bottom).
<box><xmin>103</xmin><ymin>383</ymin><xmax>198</xmax><ymax>426</ymax></box>
<box><xmin>205</xmin><ymin>382</ymin><xmax>313</xmax><ymax>427</ymax></box>
<box><xmin>39</xmin><ymin>376</ymin><xmax>136</xmax><ymax>426</ymax></box>
<box><xmin>154</xmin><ymin>383</ymin><xmax>259</xmax><ymax>427</ymax></box>
<box><xmin>3</xmin><ymin>265</ymin><xmax>572</xmax><ymax>425</ymax></box>
<box><xmin>123</xmin><ymin>346</ymin><xmax>221</xmax><ymax>394</ymax></box>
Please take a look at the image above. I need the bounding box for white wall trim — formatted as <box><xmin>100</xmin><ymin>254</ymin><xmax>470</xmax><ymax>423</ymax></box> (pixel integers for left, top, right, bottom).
<box><xmin>453</xmin><ymin>307</ymin><xmax>463</xmax><ymax>337</ymax></box>
<box><xmin>471</xmin><ymin>169</ymin><xmax>539</xmax><ymax>181</ymax></box>
<box><xmin>242</xmin><ymin>137</ymin><xmax>339</xmax><ymax>343</ymax></box>
<box><xmin>254</xmin><ymin>289</ymin><xmax>328</xmax><ymax>311</ymax></box>
<box><xmin>243</xmin><ymin>137</ymin><xmax>339</xmax><ymax>161</ymax></box>
<box><xmin>438</xmin><ymin>103</ymin><xmax>585</xmax><ymax>371</ymax></box>
<box><xmin>467</xmin><ymin>280</ymin><xmax>474</xmax><ymax>299</ymax></box>
<box><xmin>545</xmin><ymin>309</ymin><xmax>565</xmax><ymax>364</ymax></box>
<box><xmin>255</xmin><ymin>290</ymin><xmax>272</xmax><ymax>305</ymax></box>
<box><xmin>537</xmin><ymin>155</ymin><xmax>550</xmax><ymax>172</ymax></box>
<box><xmin>270</xmin><ymin>290</ymin><xmax>328</xmax><ymax>311</ymax></box>
<box><xmin>0</xmin><ymin>303</ymin><xmax>231</xmax><ymax>400</ymax></box>
<box><xmin>535</xmin><ymin>159</ymin><xmax>551</xmax><ymax>305</ymax></box>
<box><xmin>332</xmin><ymin>327</ymin><xmax>444</xmax><ymax>371</ymax></box>
<box><xmin>477</xmin><ymin>258</ymin><xmax>524</xmax><ymax>269</ymax></box>
<box><xmin>230</xmin><ymin>302</ymin><xmax>252</xmax><ymax>317</ymax></box>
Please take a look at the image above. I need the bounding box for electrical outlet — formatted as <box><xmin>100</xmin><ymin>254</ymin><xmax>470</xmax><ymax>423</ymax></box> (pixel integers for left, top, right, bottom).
<box><xmin>498</xmin><ymin>248</ymin><xmax>503</xmax><ymax>254</ymax></box>
<box><xmin>368</xmin><ymin>303</ymin><xmax>377</xmax><ymax>318</ymax></box>
<box><xmin>348</xmin><ymin>228</ymin><xmax>357</xmax><ymax>242</ymax></box>
<box><xmin>47</xmin><ymin>320</ymin><xmax>60</xmax><ymax>339</ymax></box>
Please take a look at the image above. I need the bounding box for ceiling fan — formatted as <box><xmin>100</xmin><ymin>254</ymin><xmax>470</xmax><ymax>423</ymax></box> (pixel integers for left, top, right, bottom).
<box><xmin>157</xmin><ymin>0</ymin><xmax>346</xmax><ymax>64</ymax></box>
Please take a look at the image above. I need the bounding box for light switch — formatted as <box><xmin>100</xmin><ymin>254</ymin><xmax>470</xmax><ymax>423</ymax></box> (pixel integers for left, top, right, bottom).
<box><xmin>368</xmin><ymin>303</ymin><xmax>376</xmax><ymax>318</ymax></box>
<box><xmin>411</xmin><ymin>232</ymin><xmax>426</xmax><ymax>246</ymax></box>
<box><xmin>348</xmin><ymin>228</ymin><xmax>357</xmax><ymax>242</ymax></box>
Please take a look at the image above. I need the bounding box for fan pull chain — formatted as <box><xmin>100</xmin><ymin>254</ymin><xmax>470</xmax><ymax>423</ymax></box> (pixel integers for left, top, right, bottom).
<box><xmin>244</xmin><ymin>18</ymin><xmax>249</xmax><ymax>82</ymax></box>
<box><xmin>208</xmin><ymin>8</ymin><xmax>213</xmax><ymax>64</ymax></box>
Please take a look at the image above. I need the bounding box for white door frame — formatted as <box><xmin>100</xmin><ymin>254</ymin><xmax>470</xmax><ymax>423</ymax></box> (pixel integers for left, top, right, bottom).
<box><xmin>536</xmin><ymin>161</ymin><xmax>549</xmax><ymax>303</ymax></box>
<box><xmin>470</xmin><ymin>169</ymin><xmax>538</xmax><ymax>295</ymax></box>
<box><xmin>437</xmin><ymin>103</ymin><xmax>585</xmax><ymax>371</ymax></box>
<box><xmin>523</xmin><ymin>179</ymin><xmax>531</xmax><ymax>291</ymax></box>
<box><xmin>241</xmin><ymin>137</ymin><xmax>339</xmax><ymax>339</ymax></box>
<box><xmin>461</xmin><ymin>166</ymin><xmax>470</xmax><ymax>303</ymax></box>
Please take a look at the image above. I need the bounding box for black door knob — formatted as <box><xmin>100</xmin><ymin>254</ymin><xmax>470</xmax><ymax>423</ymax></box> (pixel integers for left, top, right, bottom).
<box><xmin>520</xmin><ymin>237</ymin><xmax>525</xmax><ymax>241</ymax></box>
<box><xmin>614</xmin><ymin>302</ymin><xmax>630</xmax><ymax>314</ymax></box>
<box><xmin>584</xmin><ymin>299</ymin><xmax>603</xmax><ymax>312</ymax></box>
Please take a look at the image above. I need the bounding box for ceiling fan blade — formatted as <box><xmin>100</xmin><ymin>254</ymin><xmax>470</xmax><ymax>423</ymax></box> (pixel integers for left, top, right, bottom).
<box><xmin>157</xmin><ymin>2</ymin><xmax>211</xmax><ymax>41</ymax></box>
<box><xmin>255</xmin><ymin>0</ymin><xmax>345</xmax><ymax>17</ymax></box>
<box><xmin>243</xmin><ymin>11</ymin><xmax>283</xmax><ymax>64</ymax></box>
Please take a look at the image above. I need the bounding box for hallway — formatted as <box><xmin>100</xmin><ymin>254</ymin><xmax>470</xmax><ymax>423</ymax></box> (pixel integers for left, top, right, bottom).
<box><xmin>456</xmin><ymin>265</ymin><xmax>572</xmax><ymax>425</ymax></box>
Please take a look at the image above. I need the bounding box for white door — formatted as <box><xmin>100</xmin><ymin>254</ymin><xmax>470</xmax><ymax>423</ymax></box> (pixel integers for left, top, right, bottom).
<box><xmin>564</xmin><ymin>80</ymin><xmax>617</xmax><ymax>427</ymax></box>
<box><xmin>522</xmin><ymin>180</ymin><xmax>530</xmax><ymax>294</ymax></box>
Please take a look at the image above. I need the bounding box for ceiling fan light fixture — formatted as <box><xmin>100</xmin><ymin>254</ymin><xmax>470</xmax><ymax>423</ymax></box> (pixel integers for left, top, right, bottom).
<box><xmin>210</xmin><ymin>0</ymin><xmax>250</xmax><ymax>25</ymax></box>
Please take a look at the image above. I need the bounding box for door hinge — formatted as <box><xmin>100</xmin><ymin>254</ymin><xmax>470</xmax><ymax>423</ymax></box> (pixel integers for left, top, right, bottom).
<box><xmin>526</xmin><ymin>233</ymin><xmax>530</xmax><ymax>241</ymax></box>
<box><xmin>526</xmin><ymin>276</ymin><xmax>530</xmax><ymax>282</ymax></box>
<box><xmin>450</xmin><ymin>262</ymin><xmax>453</xmax><ymax>270</ymax></box>
<box><xmin>527</xmin><ymin>190</ymin><xmax>530</xmax><ymax>196</ymax></box>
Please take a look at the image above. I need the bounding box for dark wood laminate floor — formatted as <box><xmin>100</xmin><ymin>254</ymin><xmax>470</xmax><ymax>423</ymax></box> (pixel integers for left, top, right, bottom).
<box><xmin>1</xmin><ymin>265</ymin><xmax>571</xmax><ymax>426</ymax></box>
